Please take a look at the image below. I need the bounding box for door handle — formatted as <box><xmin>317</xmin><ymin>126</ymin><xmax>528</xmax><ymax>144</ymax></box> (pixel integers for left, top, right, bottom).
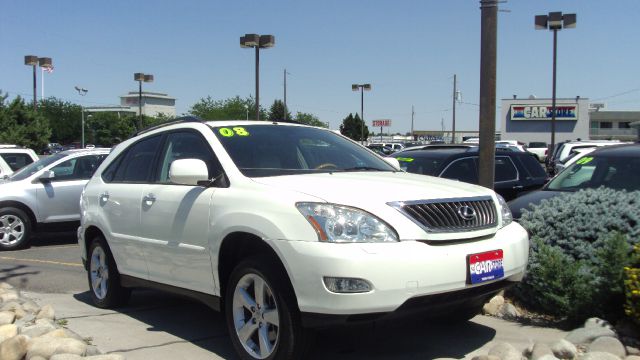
<box><xmin>512</xmin><ymin>185</ymin><xmax>524</xmax><ymax>190</ymax></box>
<box><xmin>143</xmin><ymin>193</ymin><xmax>156</xmax><ymax>205</ymax></box>
<box><xmin>100</xmin><ymin>192</ymin><xmax>109</xmax><ymax>202</ymax></box>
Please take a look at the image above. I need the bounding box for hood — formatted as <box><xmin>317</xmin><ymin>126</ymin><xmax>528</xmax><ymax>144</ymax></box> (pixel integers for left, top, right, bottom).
<box><xmin>251</xmin><ymin>171</ymin><xmax>501</xmax><ymax>241</ymax></box>
<box><xmin>251</xmin><ymin>171</ymin><xmax>495</xmax><ymax>205</ymax></box>
<box><xmin>508</xmin><ymin>189</ymin><xmax>564</xmax><ymax>220</ymax></box>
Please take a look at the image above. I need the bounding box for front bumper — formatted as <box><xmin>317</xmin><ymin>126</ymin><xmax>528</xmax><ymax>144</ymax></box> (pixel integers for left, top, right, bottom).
<box><xmin>269</xmin><ymin>222</ymin><xmax>528</xmax><ymax>318</ymax></box>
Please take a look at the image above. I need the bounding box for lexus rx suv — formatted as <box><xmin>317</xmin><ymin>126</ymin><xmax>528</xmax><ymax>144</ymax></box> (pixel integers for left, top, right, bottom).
<box><xmin>79</xmin><ymin>118</ymin><xmax>528</xmax><ymax>359</ymax></box>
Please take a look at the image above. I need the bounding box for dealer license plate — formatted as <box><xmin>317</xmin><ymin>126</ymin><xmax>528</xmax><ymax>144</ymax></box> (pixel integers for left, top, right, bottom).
<box><xmin>468</xmin><ymin>250</ymin><xmax>504</xmax><ymax>284</ymax></box>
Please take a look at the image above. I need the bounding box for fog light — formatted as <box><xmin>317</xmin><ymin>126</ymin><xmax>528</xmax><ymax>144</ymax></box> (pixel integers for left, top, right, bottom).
<box><xmin>323</xmin><ymin>277</ymin><xmax>372</xmax><ymax>293</ymax></box>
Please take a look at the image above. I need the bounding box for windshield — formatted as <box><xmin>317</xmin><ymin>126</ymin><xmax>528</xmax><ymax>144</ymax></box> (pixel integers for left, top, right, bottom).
<box><xmin>9</xmin><ymin>153</ymin><xmax>66</xmax><ymax>181</ymax></box>
<box><xmin>212</xmin><ymin>124</ymin><xmax>396</xmax><ymax>177</ymax></box>
<box><xmin>547</xmin><ymin>154</ymin><xmax>640</xmax><ymax>192</ymax></box>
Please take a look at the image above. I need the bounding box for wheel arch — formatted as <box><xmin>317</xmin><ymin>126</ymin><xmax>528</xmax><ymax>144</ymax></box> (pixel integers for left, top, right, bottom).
<box><xmin>83</xmin><ymin>225</ymin><xmax>108</xmax><ymax>267</ymax></box>
<box><xmin>0</xmin><ymin>200</ymin><xmax>37</xmax><ymax>230</ymax></box>
<box><xmin>217</xmin><ymin>232</ymin><xmax>297</xmax><ymax>307</ymax></box>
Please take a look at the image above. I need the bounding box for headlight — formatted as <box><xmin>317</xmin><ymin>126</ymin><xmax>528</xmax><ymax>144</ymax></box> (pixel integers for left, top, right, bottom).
<box><xmin>296</xmin><ymin>202</ymin><xmax>399</xmax><ymax>243</ymax></box>
<box><xmin>496</xmin><ymin>194</ymin><xmax>513</xmax><ymax>228</ymax></box>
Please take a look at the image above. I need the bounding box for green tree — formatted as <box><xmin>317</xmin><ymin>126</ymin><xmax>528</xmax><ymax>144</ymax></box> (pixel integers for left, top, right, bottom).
<box><xmin>267</xmin><ymin>100</ymin><xmax>292</xmax><ymax>121</ymax></box>
<box><xmin>38</xmin><ymin>97</ymin><xmax>82</xmax><ymax>144</ymax></box>
<box><xmin>85</xmin><ymin>112</ymin><xmax>136</xmax><ymax>147</ymax></box>
<box><xmin>189</xmin><ymin>95</ymin><xmax>266</xmax><ymax>120</ymax></box>
<box><xmin>339</xmin><ymin>113</ymin><xmax>368</xmax><ymax>141</ymax></box>
<box><xmin>0</xmin><ymin>93</ymin><xmax>51</xmax><ymax>151</ymax></box>
<box><xmin>294</xmin><ymin>112</ymin><xmax>326</xmax><ymax>127</ymax></box>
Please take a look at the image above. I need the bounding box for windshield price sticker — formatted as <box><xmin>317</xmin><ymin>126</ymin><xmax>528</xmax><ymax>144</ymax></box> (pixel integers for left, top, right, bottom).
<box><xmin>575</xmin><ymin>156</ymin><xmax>593</xmax><ymax>165</ymax></box>
<box><xmin>468</xmin><ymin>250</ymin><xmax>504</xmax><ymax>284</ymax></box>
<box><xmin>396</xmin><ymin>157</ymin><xmax>414</xmax><ymax>162</ymax></box>
<box><xmin>218</xmin><ymin>127</ymin><xmax>250</xmax><ymax>137</ymax></box>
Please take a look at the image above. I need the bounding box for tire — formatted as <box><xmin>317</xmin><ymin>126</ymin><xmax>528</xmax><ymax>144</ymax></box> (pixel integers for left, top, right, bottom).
<box><xmin>225</xmin><ymin>257</ymin><xmax>312</xmax><ymax>360</ymax></box>
<box><xmin>0</xmin><ymin>207</ymin><xmax>32</xmax><ymax>250</ymax></box>
<box><xmin>87</xmin><ymin>236</ymin><xmax>131</xmax><ymax>308</ymax></box>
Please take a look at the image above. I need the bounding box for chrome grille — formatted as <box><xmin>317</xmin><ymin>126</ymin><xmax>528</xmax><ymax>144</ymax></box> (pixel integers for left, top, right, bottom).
<box><xmin>390</xmin><ymin>197</ymin><xmax>497</xmax><ymax>233</ymax></box>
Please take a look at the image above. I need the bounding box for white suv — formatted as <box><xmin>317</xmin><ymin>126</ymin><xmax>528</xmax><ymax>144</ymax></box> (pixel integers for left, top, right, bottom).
<box><xmin>0</xmin><ymin>146</ymin><xmax>39</xmax><ymax>178</ymax></box>
<box><xmin>79</xmin><ymin>119</ymin><xmax>529</xmax><ymax>359</ymax></box>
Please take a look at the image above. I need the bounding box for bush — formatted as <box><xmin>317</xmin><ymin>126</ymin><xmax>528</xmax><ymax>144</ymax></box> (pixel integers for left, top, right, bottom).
<box><xmin>625</xmin><ymin>245</ymin><xmax>640</xmax><ymax>324</ymax></box>
<box><xmin>515</xmin><ymin>188</ymin><xmax>640</xmax><ymax>323</ymax></box>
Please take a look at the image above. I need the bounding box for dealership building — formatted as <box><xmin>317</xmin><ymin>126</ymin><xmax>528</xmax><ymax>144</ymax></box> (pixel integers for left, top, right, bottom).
<box><xmin>500</xmin><ymin>96</ymin><xmax>639</xmax><ymax>143</ymax></box>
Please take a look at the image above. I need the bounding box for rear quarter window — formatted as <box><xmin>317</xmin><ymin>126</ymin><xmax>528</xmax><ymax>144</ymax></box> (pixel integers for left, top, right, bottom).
<box><xmin>517</xmin><ymin>154</ymin><xmax>547</xmax><ymax>178</ymax></box>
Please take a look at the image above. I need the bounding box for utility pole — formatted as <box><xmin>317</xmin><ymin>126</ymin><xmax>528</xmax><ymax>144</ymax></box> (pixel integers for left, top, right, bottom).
<box><xmin>478</xmin><ymin>0</ymin><xmax>497</xmax><ymax>189</ymax></box>
<box><xmin>452</xmin><ymin>74</ymin><xmax>457</xmax><ymax>143</ymax></box>
<box><xmin>411</xmin><ymin>105</ymin><xmax>415</xmax><ymax>140</ymax></box>
<box><xmin>284</xmin><ymin>68</ymin><xmax>288</xmax><ymax>120</ymax></box>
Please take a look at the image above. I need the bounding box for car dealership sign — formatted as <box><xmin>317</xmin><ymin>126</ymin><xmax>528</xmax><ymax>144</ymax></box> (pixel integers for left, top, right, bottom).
<box><xmin>372</xmin><ymin>119</ymin><xmax>392</xmax><ymax>127</ymax></box>
<box><xmin>510</xmin><ymin>104</ymin><xmax>578</xmax><ymax>121</ymax></box>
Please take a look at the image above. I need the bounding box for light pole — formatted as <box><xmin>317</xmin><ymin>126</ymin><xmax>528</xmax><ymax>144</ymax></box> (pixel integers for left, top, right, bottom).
<box><xmin>75</xmin><ymin>86</ymin><xmax>88</xmax><ymax>148</ymax></box>
<box><xmin>24</xmin><ymin>55</ymin><xmax>52</xmax><ymax>111</ymax></box>
<box><xmin>133</xmin><ymin>72</ymin><xmax>154</xmax><ymax>130</ymax></box>
<box><xmin>535</xmin><ymin>11</ymin><xmax>576</xmax><ymax>167</ymax></box>
<box><xmin>244</xmin><ymin>104</ymin><xmax>249</xmax><ymax>120</ymax></box>
<box><xmin>352</xmin><ymin>83</ymin><xmax>371</xmax><ymax>143</ymax></box>
<box><xmin>240</xmin><ymin>34</ymin><xmax>275</xmax><ymax>121</ymax></box>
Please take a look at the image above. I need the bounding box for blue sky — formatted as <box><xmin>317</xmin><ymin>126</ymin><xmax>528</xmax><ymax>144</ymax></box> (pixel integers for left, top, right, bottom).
<box><xmin>2</xmin><ymin>0</ymin><xmax>639</xmax><ymax>134</ymax></box>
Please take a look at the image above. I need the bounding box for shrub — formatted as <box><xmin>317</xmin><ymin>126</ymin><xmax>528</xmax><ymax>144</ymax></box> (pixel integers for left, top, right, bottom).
<box><xmin>625</xmin><ymin>245</ymin><xmax>640</xmax><ymax>324</ymax></box>
<box><xmin>515</xmin><ymin>188</ymin><xmax>640</xmax><ymax>323</ymax></box>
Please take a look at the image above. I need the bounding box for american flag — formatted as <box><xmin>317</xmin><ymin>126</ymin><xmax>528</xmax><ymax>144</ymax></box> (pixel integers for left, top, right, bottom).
<box><xmin>42</xmin><ymin>66</ymin><xmax>54</xmax><ymax>74</ymax></box>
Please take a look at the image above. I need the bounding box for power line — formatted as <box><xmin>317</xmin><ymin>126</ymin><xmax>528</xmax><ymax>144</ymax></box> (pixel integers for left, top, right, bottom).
<box><xmin>592</xmin><ymin>88</ymin><xmax>640</xmax><ymax>101</ymax></box>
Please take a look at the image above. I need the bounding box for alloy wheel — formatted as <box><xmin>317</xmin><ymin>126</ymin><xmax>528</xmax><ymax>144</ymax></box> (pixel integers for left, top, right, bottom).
<box><xmin>0</xmin><ymin>214</ymin><xmax>24</xmax><ymax>246</ymax></box>
<box><xmin>90</xmin><ymin>246</ymin><xmax>109</xmax><ymax>300</ymax></box>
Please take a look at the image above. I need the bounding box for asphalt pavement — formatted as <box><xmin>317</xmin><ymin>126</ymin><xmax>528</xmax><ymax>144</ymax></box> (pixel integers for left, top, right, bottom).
<box><xmin>0</xmin><ymin>233</ymin><xmax>569</xmax><ymax>359</ymax></box>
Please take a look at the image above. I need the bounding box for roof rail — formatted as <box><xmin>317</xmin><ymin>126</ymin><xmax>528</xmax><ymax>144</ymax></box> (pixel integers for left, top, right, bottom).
<box><xmin>134</xmin><ymin>116</ymin><xmax>204</xmax><ymax>136</ymax></box>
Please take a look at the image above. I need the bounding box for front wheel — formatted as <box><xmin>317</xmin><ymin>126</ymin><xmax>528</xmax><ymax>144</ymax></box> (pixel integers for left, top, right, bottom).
<box><xmin>87</xmin><ymin>236</ymin><xmax>130</xmax><ymax>308</ymax></box>
<box><xmin>225</xmin><ymin>257</ymin><xmax>311</xmax><ymax>360</ymax></box>
<box><xmin>0</xmin><ymin>207</ymin><xmax>32</xmax><ymax>250</ymax></box>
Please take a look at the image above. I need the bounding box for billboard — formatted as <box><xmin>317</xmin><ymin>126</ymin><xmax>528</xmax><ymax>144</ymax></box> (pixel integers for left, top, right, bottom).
<box><xmin>510</xmin><ymin>104</ymin><xmax>578</xmax><ymax>121</ymax></box>
<box><xmin>372</xmin><ymin>119</ymin><xmax>392</xmax><ymax>127</ymax></box>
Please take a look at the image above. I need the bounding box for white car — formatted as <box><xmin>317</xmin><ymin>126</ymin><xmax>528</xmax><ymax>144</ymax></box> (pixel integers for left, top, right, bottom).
<box><xmin>79</xmin><ymin>119</ymin><xmax>528</xmax><ymax>359</ymax></box>
<box><xmin>554</xmin><ymin>147</ymin><xmax>596</xmax><ymax>174</ymax></box>
<box><xmin>527</xmin><ymin>142</ymin><xmax>547</xmax><ymax>162</ymax></box>
<box><xmin>0</xmin><ymin>149</ymin><xmax>110</xmax><ymax>250</ymax></box>
<box><xmin>0</xmin><ymin>146</ymin><xmax>39</xmax><ymax>178</ymax></box>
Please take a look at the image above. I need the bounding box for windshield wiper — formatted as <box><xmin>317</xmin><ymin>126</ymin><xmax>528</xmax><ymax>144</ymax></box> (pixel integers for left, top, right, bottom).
<box><xmin>341</xmin><ymin>166</ymin><xmax>386</xmax><ymax>172</ymax></box>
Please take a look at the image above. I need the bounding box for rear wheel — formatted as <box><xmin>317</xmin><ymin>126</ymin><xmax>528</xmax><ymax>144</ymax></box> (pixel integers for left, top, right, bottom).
<box><xmin>225</xmin><ymin>257</ymin><xmax>312</xmax><ymax>360</ymax></box>
<box><xmin>87</xmin><ymin>236</ymin><xmax>130</xmax><ymax>308</ymax></box>
<box><xmin>0</xmin><ymin>207</ymin><xmax>32</xmax><ymax>251</ymax></box>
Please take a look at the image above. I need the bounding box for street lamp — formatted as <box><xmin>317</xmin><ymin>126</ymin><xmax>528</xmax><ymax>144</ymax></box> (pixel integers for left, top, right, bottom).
<box><xmin>24</xmin><ymin>55</ymin><xmax>52</xmax><ymax>111</ymax></box>
<box><xmin>535</xmin><ymin>11</ymin><xmax>576</xmax><ymax>168</ymax></box>
<box><xmin>240</xmin><ymin>34</ymin><xmax>275</xmax><ymax>121</ymax></box>
<box><xmin>352</xmin><ymin>83</ymin><xmax>371</xmax><ymax>143</ymax></box>
<box><xmin>75</xmin><ymin>86</ymin><xmax>88</xmax><ymax>148</ymax></box>
<box><xmin>243</xmin><ymin>104</ymin><xmax>249</xmax><ymax>120</ymax></box>
<box><xmin>133</xmin><ymin>72</ymin><xmax>154</xmax><ymax>130</ymax></box>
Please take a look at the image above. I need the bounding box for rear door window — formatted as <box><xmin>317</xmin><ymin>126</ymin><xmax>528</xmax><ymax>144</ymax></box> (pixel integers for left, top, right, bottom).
<box><xmin>440</xmin><ymin>157</ymin><xmax>478</xmax><ymax>184</ymax></box>
<box><xmin>111</xmin><ymin>136</ymin><xmax>162</xmax><ymax>183</ymax></box>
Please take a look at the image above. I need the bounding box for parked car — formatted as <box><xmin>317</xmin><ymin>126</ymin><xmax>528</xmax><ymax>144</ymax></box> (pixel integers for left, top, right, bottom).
<box><xmin>79</xmin><ymin>119</ymin><xmax>528</xmax><ymax>360</ymax></box>
<box><xmin>495</xmin><ymin>140</ymin><xmax>527</xmax><ymax>152</ymax></box>
<box><xmin>509</xmin><ymin>143</ymin><xmax>640</xmax><ymax>219</ymax></box>
<box><xmin>43</xmin><ymin>143</ymin><xmax>64</xmax><ymax>155</ymax></box>
<box><xmin>369</xmin><ymin>142</ymin><xmax>405</xmax><ymax>152</ymax></box>
<box><xmin>527</xmin><ymin>141</ymin><xmax>547</xmax><ymax>162</ymax></box>
<box><xmin>366</xmin><ymin>143</ymin><xmax>393</xmax><ymax>156</ymax></box>
<box><xmin>0</xmin><ymin>148</ymin><xmax>110</xmax><ymax>250</ymax></box>
<box><xmin>554</xmin><ymin>147</ymin><xmax>596</xmax><ymax>174</ymax></box>
<box><xmin>0</xmin><ymin>146</ymin><xmax>39</xmax><ymax>178</ymax></box>
<box><xmin>393</xmin><ymin>147</ymin><xmax>547</xmax><ymax>201</ymax></box>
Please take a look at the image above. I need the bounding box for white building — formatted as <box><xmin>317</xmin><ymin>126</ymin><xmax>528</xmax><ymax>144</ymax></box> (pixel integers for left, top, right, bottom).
<box><xmin>120</xmin><ymin>91</ymin><xmax>176</xmax><ymax>117</ymax></box>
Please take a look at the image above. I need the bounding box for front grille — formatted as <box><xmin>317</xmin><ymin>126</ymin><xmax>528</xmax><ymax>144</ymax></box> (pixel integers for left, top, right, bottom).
<box><xmin>389</xmin><ymin>197</ymin><xmax>497</xmax><ymax>233</ymax></box>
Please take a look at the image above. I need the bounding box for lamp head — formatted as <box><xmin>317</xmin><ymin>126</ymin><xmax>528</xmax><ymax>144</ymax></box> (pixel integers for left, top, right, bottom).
<box><xmin>24</xmin><ymin>55</ymin><xmax>38</xmax><ymax>66</ymax></box>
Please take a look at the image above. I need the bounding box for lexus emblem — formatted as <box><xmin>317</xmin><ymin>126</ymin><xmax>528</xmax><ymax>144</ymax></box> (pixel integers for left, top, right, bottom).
<box><xmin>457</xmin><ymin>205</ymin><xmax>476</xmax><ymax>221</ymax></box>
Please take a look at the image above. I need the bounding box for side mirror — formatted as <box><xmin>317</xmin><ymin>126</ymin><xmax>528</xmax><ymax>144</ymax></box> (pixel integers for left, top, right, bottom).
<box><xmin>39</xmin><ymin>170</ymin><xmax>55</xmax><ymax>182</ymax></box>
<box><xmin>383</xmin><ymin>157</ymin><xmax>401</xmax><ymax>169</ymax></box>
<box><xmin>169</xmin><ymin>159</ymin><xmax>209</xmax><ymax>186</ymax></box>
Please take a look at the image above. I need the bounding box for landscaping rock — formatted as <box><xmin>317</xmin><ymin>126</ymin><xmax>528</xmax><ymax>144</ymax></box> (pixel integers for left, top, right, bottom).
<box><xmin>551</xmin><ymin>339</ymin><xmax>579</xmax><ymax>359</ymax></box>
<box><xmin>471</xmin><ymin>356</ymin><xmax>501</xmax><ymax>360</ymax></box>
<box><xmin>1</xmin><ymin>301</ymin><xmax>23</xmax><ymax>312</ymax></box>
<box><xmin>579</xmin><ymin>352</ymin><xmax>622</xmax><ymax>360</ymax></box>
<box><xmin>0</xmin><ymin>282</ymin><xmax>14</xmax><ymax>290</ymax></box>
<box><xmin>566</xmin><ymin>326</ymin><xmax>617</xmax><ymax>345</ymax></box>
<box><xmin>531</xmin><ymin>342</ymin><xmax>554</xmax><ymax>360</ymax></box>
<box><xmin>0</xmin><ymin>310</ymin><xmax>16</xmax><ymax>325</ymax></box>
<box><xmin>585</xmin><ymin>318</ymin><xmax>614</xmax><ymax>330</ymax></box>
<box><xmin>483</xmin><ymin>302</ymin><xmax>500</xmax><ymax>316</ymax></box>
<box><xmin>26</xmin><ymin>337</ymin><xmax>87</xmax><ymax>359</ymax></box>
<box><xmin>488</xmin><ymin>342</ymin><xmax>522</xmax><ymax>360</ymax></box>
<box><xmin>625</xmin><ymin>356</ymin><xmax>640</xmax><ymax>360</ymax></box>
<box><xmin>627</xmin><ymin>347</ymin><xmax>640</xmax><ymax>356</ymax></box>
<box><xmin>21</xmin><ymin>321</ymin><xmax>57</xmax><ymax>338</ymax></box>
<box><xmin>0</xmin><ymin>334</ymin><xmax>30</xmax><ymax>360</ymax></box>
<box><xmin>36</xmin><ymin>304</ymin><xmax>56</xmax><ymax>321</ymax></box>
<box><xmin>42</xmin><ymin>328</ymin><xmax>85</xmax><ymax>342</ymax></box>
<box><xmin>21</xmin><ymin>300</ymin><xmax>40</xmax><ymax>314</ymax></box>
<box><xmin>0</xmin><ymin>323</ymin><xmax>18</xmax><ymax>343</ymax></box>
<box><xmin>0</xmin><ymin>290</ymin><xmax>20</xmax><ymax>303</ymax></box>
<box><xmin>500</xmin><ymin>303</ymin><xmax>521</xmax><ymax>320</ymax></box>
<box><xmin>588</xmin><ymin>336</ymin><xmax>627</xmax><ymax>359</ymax></box>
<box><xmin>86</xmin><ymin>355</ymin><xmax>127</xmax><ymax>360</ymax></box>
<box><xmin>86</xmin><ymin>345</ymin><xmax>103</xmax><ymax>356</ymax></box>
<box><xmin>537</xmin><ymin>355</ymin><xmax>560</xmax><ymax>360</ymax></box>
<box><xmin>50</xmin><ymin>354</ymin><xmax>84</xmax><ymax>360</ymax></box>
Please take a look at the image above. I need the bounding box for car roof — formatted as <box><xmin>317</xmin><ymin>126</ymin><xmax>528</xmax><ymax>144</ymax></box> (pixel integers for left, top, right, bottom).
<box><xmin>58</xmin><ymin>148</ymin><xmax>111</xmax><ymax>156</ymax></box>
<box><xmin>395</xmin><ymin>147</ymin><xmax>532</xmax><ymax>159</ymax></box>
<box><xmin>588</xmin><ymin>143</ymin><xmax>640</xmax><ymax>157</ymax></box>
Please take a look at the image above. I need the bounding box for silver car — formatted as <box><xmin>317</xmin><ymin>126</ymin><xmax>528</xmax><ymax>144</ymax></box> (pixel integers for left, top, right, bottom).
<box><xmin>0</xmin><ymin>148</ymin><xmax>110</xmax><ymax>250</ymax></box>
